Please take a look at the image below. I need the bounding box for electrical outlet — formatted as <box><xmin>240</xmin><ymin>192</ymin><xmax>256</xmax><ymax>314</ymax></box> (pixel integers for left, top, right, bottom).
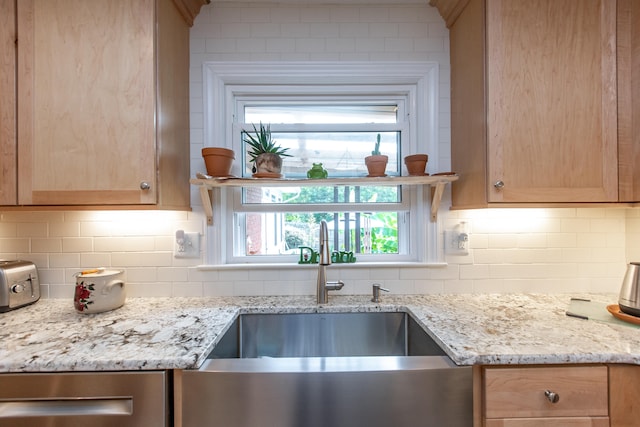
<box><xmin>174</xmin><ymin>230</ymin><xmax>200</xmax><ymax>258</ymax></box>
<box><xmin>444</xmin><ymin>228</ymin><xmax>469</xmax><ymax>255</ymax></box>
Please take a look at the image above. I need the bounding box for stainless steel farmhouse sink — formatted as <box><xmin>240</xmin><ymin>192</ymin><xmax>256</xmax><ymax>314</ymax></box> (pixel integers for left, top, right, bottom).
<box><xmin>181</xmin><ymin>312</ymin><xmax>472</xmax><ymax>427</ymax></box>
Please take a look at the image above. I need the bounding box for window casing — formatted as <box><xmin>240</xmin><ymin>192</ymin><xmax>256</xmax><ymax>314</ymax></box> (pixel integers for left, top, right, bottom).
<box><xmin>203</xmin><ymin>62</ymin><xmax>440</xmax><ymax>265</ymax></box>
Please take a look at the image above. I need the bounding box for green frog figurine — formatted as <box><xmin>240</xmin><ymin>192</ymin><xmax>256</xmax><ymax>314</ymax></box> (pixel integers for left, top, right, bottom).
<box><xmin>307</xmin><ymin>163</ymin><xmax>328</xmax><ymax>179</ymax></box>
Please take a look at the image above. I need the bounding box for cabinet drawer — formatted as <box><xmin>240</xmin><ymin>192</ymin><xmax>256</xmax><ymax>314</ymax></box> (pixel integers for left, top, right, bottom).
<box><xmin>484</xmin><ymin>366</ymin><xmax>608</xmax><ymax>419</ymax></box>
<box><xmin>485</xmin><ymin>417</ymin><xmax>609</xmax><ymax>427</ymax></box>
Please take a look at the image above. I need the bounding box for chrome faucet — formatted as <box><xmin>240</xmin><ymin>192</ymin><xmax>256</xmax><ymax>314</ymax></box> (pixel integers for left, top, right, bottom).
<box><xmin>317</xmin><ymin>220</ymin><xmax>344</xmax><ymax>304</ymax></box>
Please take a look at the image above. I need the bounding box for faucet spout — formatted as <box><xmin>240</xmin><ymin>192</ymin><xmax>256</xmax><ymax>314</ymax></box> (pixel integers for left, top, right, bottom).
<box><xmin>319</xmin><ymin>220</ymin><xmax>331</xmax><ymax>266</ymax></box>
<box><xmin>316</xmin><ymin>220</ymin><xmax>343</xmax><ymax>304</ymax></box>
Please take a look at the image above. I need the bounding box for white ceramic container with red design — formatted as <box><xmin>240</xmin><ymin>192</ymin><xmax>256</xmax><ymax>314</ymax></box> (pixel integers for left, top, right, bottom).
<box><xmin>74</xmin><ymin>269</ymin><xmax>125</xmax><ymax>314</ymax></box>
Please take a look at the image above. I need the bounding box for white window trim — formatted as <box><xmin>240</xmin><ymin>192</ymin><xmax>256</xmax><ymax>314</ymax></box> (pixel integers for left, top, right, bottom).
<box><xmin>201</xmin><ymin>61</ymin><xmax>443</xmax><ymax>267</ymax></box>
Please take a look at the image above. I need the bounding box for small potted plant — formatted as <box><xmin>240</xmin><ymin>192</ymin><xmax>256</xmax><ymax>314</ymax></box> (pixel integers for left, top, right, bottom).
<box><xmin>364</xmin><ymin>133</ymin><xmax>388</xmax><ymax>177</ymax></box>
<box><xmin>243</xmin><ymin>122</ymin><xmax>291</xmax><ymax>177</ymax></box>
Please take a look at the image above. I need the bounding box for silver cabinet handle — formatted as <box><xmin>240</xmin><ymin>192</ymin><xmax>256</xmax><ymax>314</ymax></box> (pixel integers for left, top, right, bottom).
<box><xmin>544</xmin><ymin>390</ymin><xmax>560</xmax><ymax>403</ymax></box>
<box><xmin>140</xmin><ymin>182</ymin><xmax>151</xmax><ymax>190</ymax></box>
<box><xmin>493</xmin><ymin>180</ymin><xmax>505</xmax><ymax>189</ymax></box>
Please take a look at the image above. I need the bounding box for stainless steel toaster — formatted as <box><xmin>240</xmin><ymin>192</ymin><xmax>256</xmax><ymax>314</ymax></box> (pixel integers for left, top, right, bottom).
<box><xmin>0</xmin><ymin>260</ymin><xmax>40</xmax><ymax>312</ymax></box>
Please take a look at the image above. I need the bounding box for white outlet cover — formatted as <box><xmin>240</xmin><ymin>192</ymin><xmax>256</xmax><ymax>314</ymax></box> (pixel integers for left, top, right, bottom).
<box><xmin>174</xmin><ymin>232</ymin><xmax>200</xmax><ymax>258</ymax></box>
<box><xmin>444</xmin><ymin>230</ymin><xmax>469</xmax><ymax>256</ymax></box>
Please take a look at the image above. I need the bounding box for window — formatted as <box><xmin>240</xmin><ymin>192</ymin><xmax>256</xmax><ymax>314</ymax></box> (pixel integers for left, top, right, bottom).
<box><xmin>203</xmin><ymin>62</ymin><xmax>439</xmax><ymax>265</ymax></box>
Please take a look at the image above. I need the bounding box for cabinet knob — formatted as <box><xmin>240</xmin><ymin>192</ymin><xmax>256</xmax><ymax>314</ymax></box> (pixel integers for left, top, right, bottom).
<box><xmin>544</xmin><ymin>389</ymin><xmax>560</xmax><ymax>403</ymax></box>
<box><xmin>493</xmin><ymin>180</ymin><xmax>505</xmax><ymax>189</ymax></box>
<box><xmin>140</xmin><ymin>182</ymin><xmax>151</xmax><ymax>190</ymax></box>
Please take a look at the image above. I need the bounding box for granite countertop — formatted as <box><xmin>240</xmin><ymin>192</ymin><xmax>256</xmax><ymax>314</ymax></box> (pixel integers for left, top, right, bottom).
<box><xmin>1</xmin><ymin>293</ymin><xmax>639</xmax><ymax>373</ymax></box>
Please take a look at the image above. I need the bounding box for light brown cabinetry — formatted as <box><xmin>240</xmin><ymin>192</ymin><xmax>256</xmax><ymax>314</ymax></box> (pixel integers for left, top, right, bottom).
<box><xmin>476</xmin><ymin>365</ymin><xmax>609</xmax><ymax>427</ymax></box>
<box><xmin>1</xmin><ymin>0</ymin><xmax>200</xmax><ymax>208</ymax></box>
<box><xmin>618</xmin><ymin>0</ymin><xmax>640</xmax><ymax>202</ymax></box>
<box><xmin>433</xmin><ymin>0</ymin><xmax>622</xmax><ymax>207</ymax></box>
<box><xmin>0</xmin><ymin>0</ymin><xmax>16</xmax><ymax>205</ymax></box>
<box><xmin>609</xmin><ymin>364</ymin><xmax>640</xmax><ymax>427</ymax></box>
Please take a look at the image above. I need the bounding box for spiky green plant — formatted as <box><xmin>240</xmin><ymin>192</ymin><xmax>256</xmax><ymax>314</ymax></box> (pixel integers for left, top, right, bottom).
<box><xmin>243</xmin><ymin>122</ymin><xmax>291</xmax><ymax>163</ymax></box>
<box><xmin>371</xmin><ymin>133</ymin><xmax>381</xmax><ymax>155</ymax></box>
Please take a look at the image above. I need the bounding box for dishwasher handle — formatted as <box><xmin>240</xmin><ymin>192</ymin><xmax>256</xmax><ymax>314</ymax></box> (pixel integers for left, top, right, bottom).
<box><xmin>0</xmin><ymin>397</ymin><xmax>133</xmax><ymax>418</ymax></box>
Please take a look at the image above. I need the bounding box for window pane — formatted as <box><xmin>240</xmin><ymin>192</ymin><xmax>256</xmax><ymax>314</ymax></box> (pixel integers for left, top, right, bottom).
<box><xmin>238</xmin><ymin>211</ymin><xmax>400</xmax><ymax>256</ymax></box>
<box><xmin>242</xmin><ymin>185</ymin><xmax>400</xmax><ymax>205</ymax></box>
<box><xmin>242</xmin><ymin>131</ymin><xmax>400</xmax><ymax>178</ymax></box>
<box><xmin>245</xmin><ymin>104</ymin><xmax>398</xmax><ymax>124</ymax></box>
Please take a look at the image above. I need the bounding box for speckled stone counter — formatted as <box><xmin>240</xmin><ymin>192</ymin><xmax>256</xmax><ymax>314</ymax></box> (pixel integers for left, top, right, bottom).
<box><xmin>1</xmin><ymin>293</ymin><xmax>638</xmax><ymax>372</ymax></box>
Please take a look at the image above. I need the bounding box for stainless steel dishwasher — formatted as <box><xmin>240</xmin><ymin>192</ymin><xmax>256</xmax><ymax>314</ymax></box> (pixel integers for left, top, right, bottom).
<box><xmin>180</xmin><ymin>312</ymin><xmax>472</xmax><ymax>427</ymax></box>
<box><xmin>0</xmin><ymin>371</ymin><xmax>169</xmax><ymax>427</ymax></box>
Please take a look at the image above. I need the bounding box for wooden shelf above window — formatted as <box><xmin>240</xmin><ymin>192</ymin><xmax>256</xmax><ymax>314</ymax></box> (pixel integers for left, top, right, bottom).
<box><xmin>190</xmin><ymin>174</ymin><xmax>458</xmax><ymax>225</ymax></box>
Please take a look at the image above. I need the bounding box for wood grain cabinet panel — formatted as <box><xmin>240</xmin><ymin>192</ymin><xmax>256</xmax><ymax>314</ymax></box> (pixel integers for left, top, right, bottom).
<box><xmin>3</xmin><ymin>0</ymin><xmax>194</xmax><ymax>208</ymax></box>
<box><xmin>617</xmin><ymin>0</ymin><xmax>640</xmax><ymax>202</ymax></box>
<box><xmin>0</xmin><ymin>0</ymin><xmax>16</xmax><ymax>205</ymax></box>
<box><xmin>434</xmin><ymin>0</ymin><xmax>621</xmax><ymax>206</ymax></box>
<box><xmin>609</xmin><ymin>364</ymin><xmax>640</xmax><ymax>427</ymax></box>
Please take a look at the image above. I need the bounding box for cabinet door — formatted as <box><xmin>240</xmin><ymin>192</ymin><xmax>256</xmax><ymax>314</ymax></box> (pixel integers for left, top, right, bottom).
<box><xmin>486</xmin><ymin>0</ymin><xmax>617</xmax><ymax>203</ymax></box>
<box><xmin>609</xmin><ymin>364</ymin><xmax>640</xmax><ymax>427</ymax></box>
<box><xmin>0</xmin><ymin>0</ymin><xmax>16</xmax><ymax>205</ymax></box>
<box><xmin>16</xmin><ymin>0</ymin><xmax>157</xmax><ymax>205</ymax></box>
<box><xmin>618</xmin><ymin>0</ymin><xmax>640</xmax><ymax>201</ymax></box>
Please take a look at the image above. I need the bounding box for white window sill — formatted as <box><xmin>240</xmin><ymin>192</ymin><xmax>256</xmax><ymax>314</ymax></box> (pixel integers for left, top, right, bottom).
<box><xmin>195</xmin><ymin>262</ymin><xmax>448</xmax><ymax>271</ymax></box>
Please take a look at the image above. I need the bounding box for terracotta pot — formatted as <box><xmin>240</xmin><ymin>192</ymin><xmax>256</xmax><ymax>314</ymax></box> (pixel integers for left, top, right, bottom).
<box><xmin>365</xmin><ymin>154</ymin><xmax>388</xmax><ymax>177</ymax></box>
<box><xmin>202</xmin><ymin>147</ymin><xmax>235</xmax><ymax>177</ymax></box>
<box><xmin>404</xmin><ymin>154</ymin><xmax>428</xmax><ymax>176</ymax></box>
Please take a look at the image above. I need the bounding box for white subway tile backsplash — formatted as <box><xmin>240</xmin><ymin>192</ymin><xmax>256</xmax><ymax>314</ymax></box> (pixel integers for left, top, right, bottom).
<box><xmin>359</xmin><ymin>7</ymin><xmax>389</xmax><ymax>23</ymax></box>
<box><xmin>488</xmin><ymin>234</ymin><xmax>519</xmax><ymax>249</ymax></box>
<box><xmin>294</xmin><ymin>38</ymin><xmax>326</xmax><ymax>53</ymax></box>
<box><xmin>62</xmin><ymin>238</ymin><xmax>93</xmax><ymax>253</ymax></box>
<box><xmin>49</xmin><ymin>254</ymin><xmax>80</xmax><ymax>268</ymax></box>
<box><xmin>172</xmin><ymin>282</ymin><xmax>204</xmax><ymax>297</ymax></box>
<box><xmin>547</xmin><ymin>233</ymin><xmax>578</xmax><ymax>248</ymax></box>
<box><xmin>339</xmin><ymin>22</ymin><xmax>369</xmax><ymax>38</ymax></box>
<box><xmin>32</xmin><ymin>239</ymin><xmax>62</xmax><ymax>253</ymax></box>
<box><xmin>17</xmin><ymin>222</ymin><xmax>47</xmax><ymax>237</ymax></box>
<box><xmin>127</xmin><ymin>282</ymin><xmax>173</xmax><ymax>298</ymax></box>
<box><xmin>126</xmin><ymin>268</ymin><xmax>158</xmax><ymax>283</ymax></box>
<box><xmin>203</xmin><ymin>281</ymin><xmax>234</xmax><ymax>297</ymax></box>
<box><xmin>94</xmin><ymin>237</ymin><xmax>156</xmax><ymax>252</ymax></box>
<box><xmin>49</xmin><ymin>221</ymin><xmax>80</xmax><ymax>237</ymax></box>
<box><xmin>233</xmin><ymin>281</ymin><xmax>265</xmax><ymax>296</ymax></box>
<box><xmin>110</xmin><ymin>252</ymin><xmax>172</xmax><ymax>267</ymax></box>
<box><xmin>48</xmin><ymin>284</ymin><xmax>74</xmax><ymax>300</ymax></box>
<box><xmin>80</xmin><ymin>253</ymin><xmax>112</xmax><ymax>268</ymax></box>
<box><xmin>300</xmin><ymin>7</ymin><xmax>332</xmax><ymax>23</ymax></box>
<box><xmin>0</xmin><ymin>238</ymin><xmax>29</xmax><ymax>253</ymax></box>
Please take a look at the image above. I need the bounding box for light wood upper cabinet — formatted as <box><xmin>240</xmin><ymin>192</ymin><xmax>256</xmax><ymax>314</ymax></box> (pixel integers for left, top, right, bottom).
<box><xmin>618</xmin><ymin>0</ymin><xmax>640</xmax><ymax>202</ymax></box>
<box><xmin>5</xmin><ymin>0</ymin><xmax>197</xmax><ymax>208</ymax></box>
<box><xmin>0</xmin><ymin>0</ymin><xmax>16</xmax><ymax>205</ymax></box>
<box><xmin>435</xmin><ymin>0</ymin><xmax>620</xmax><ymax>207</ymax></box>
